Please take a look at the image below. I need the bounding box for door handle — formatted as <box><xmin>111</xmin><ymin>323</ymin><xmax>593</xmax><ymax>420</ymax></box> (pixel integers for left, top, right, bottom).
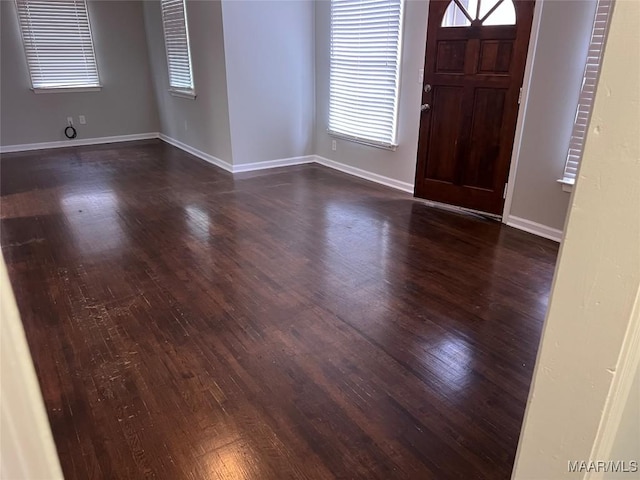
<box><xmin>421</xmin><ymin>103</ymin><xmax>431</xmax><ymax>112</ymax></box>
<box><xmin>424</xmin><ymin>84</ymin><xmax>432</xmax><ymax>93</ymax></box>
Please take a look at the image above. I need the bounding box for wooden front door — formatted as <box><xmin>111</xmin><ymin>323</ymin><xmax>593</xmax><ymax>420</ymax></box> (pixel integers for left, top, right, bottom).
<box><xmin>414</xmin><ymin>0</ymin><xmax>535</xmax><ymax>214</ymax></box>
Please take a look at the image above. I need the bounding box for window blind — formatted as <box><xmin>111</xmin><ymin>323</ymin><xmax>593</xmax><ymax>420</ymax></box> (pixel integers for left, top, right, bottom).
<box><xmin>329</xmin><ymin>0</ymin><xmax>404</xmax><ymax>149</ymax></box>
<box><xmin>160</xmin><ymin>0</ymin><xmax>194</xmax><ymax>94</ymax></box>
<box><xmin>15</xmin><ymin>0</ymin><xmax>100</xmax><ymax>90</ymax></box>
<box><xmin>562</xmin><ymin>0</ymin><xmax>613</xmax><ymax>183</ymax></box>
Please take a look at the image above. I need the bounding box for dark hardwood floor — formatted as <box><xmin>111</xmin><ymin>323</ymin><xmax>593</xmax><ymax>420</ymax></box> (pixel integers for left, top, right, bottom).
<box><xmin>0</xmin><ymin>140</ymin><xmax>558</xmax><ymax>479</ymax></box>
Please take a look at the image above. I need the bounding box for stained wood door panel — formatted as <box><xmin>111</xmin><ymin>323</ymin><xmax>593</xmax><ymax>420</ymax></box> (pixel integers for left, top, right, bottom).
<box><xmin>478</xmin><ymin>41</ymin><xmax>513</xmax><ymax>73</ymax></box>
<box><xmin>424</xmin><ymin>86</ymin><xmax>465</xmax><ymax>183</ymax></box>
<box><xmin>415</xmin><ymin>0</ymin><xmax>535</xmax><ymax>214</ymax></box>
<box><xmin>436</xmin><ymin>41</ymin><xmax>467</xmax><ymax>73</ymax></box>
<box><xmin>463</xmin><ymin>88</ymin><xmax>507</xmax><ymax>189</ymax></box>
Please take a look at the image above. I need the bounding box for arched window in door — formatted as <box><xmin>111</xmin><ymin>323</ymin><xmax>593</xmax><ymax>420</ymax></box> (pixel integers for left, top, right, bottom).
<box><xmin>442</xmin><ymin>0</ymin><xmax>516</xmax><ymax>27</ymax></box>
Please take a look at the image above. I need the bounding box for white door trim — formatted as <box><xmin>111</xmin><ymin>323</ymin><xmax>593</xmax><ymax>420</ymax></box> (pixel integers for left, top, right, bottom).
<box><xmin>0</xmin><ymin>257</ymin><xmax>63</xmax><ymax>479</ymax></box>
<box><xmin>502</xmin><ymin>0</ymin><xmax>545</xmax><ymax>221</ymax></box>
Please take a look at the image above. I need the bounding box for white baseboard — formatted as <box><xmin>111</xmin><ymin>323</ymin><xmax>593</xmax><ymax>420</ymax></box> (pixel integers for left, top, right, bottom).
<box><xmin>1</xmin><ymin>134</ymin><xmax>564</xmax><ymax>243</ymax></box>
<box><xmin>156</xmin><ymin>140</ymin><xmax>414</xmax><ymax>195</ymax></box>
<box><xmin>158</xmin><ymin>134</ymin><xmax>315</xmax><ymax>174</ymax></box>
<box><xmin>1</xmin><ymin>134</ymin><xmax>415</xmax><ymax>197</ymax></box>
<box><xmin>158</xmin><ymin>133</ymin><xmax>232</xmax><ymax>173</ymax></box>
<box><xmin>0</xmin><ymin>132</ymin><xmax>159</xmax><ymax>154</ymax></box>
<box><xmin>314</xmin><ymin>155</ymin><xmax>414</xmax><ymax>193</ymax></box>
<box><xmin>233</xmin><ymin>155</ymin><xmax>315</xmax><ymax>173</ymax></box>
<box><xmin>506</xmin><ymin>215</ymin><xmax>563</xmax><ymax>242</ymax></box>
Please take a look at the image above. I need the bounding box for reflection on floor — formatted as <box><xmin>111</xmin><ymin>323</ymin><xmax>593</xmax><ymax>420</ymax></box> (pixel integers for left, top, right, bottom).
<box><xmin>0</xmin><ymin>140</ymin><xmax>558</xmax><ymax>479</ymax></box>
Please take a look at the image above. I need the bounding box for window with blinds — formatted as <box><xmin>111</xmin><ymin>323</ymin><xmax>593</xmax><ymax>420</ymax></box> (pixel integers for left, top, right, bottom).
<box><xmin>160</xmin><ymin>0</ymin><xmax>195</xmax><ymax>96</ymax></box>
<box><xmin>562</xmin><ymin>0</ymin><xmax>613</xmax><ymax>184</ymax></box>
<box><xmin>329</xmin><ymin>0</ymin><xmax>404</xmax><ymax>149</ymax></box>
<box><xmin>15</xmin><ymin>0</ymin><xmax>100</xmax><ymax>91</ymax></box>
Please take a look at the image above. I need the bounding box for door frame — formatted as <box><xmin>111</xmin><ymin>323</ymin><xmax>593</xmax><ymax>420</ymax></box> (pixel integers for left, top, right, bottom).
<box><xmin>414</xmin><ymin>0</ymin><xmax>543</xmax><ymax>220</ymax></box>
<box><xmin>500</xmin><ymin>0</ymin><xmax>544</xmax><ymax>223</ymax></box>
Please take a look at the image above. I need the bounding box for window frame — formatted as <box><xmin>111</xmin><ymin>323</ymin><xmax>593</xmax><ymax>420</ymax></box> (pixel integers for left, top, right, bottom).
<box><xmin>441</xmin><ymin>0</ymin><xmax>517</xmax><ymax>28</ymax></box>
<box><xmin>15</xmin><ymin>0</ymin><xmax>101</xmax><ymax>93</ymax></box>
<box><xmin>160</xmin><ymin>0</ymin><xmax>196</xmax><ymax>99</ymax></box>
<box><xmin>559</xmin><ymin>0</ymin><xmax>614</xmax><ymax>190</ymax></box>
<box><xmin>328</xmin><ymin>0</ymin><xmax>406</xmax><ymax>150</ymax></box>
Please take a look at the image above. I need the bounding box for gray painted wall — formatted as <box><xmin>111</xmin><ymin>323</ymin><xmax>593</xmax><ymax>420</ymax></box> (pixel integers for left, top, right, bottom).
<box><xmin>509</xmin><ymin>0</ymin><xmax>598</xmax><ymax>230</ymax></box>
<box><xmin>314</xmin><ymin>0</ymin><xmax>428</xmax><ymax>187</ymax></box>
<box><xmin>0</xmin><ymin>0</ymin><xmax>158</xmax><ymax>146</ymax></box>
<box><xmin>143</xmin><ymin>0</ymin><xmax>233</xmax><ymax>164</ymax></box>
<box><xmin>221</xmin><ymin>0</ymin><xmax>315</xmax><ymax>165</ymax></box>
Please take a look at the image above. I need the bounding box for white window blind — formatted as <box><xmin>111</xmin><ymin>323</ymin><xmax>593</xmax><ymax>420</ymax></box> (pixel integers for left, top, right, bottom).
<box><xmin>15</xmin><ymin>0</ymin><xmax>100</xmax><ymax>90</ymax></box>
<box><xmin>562</xmin><ymin>0</ymin><xmax>613</xmax><ymax>183</ymax></box>
<box><xmin>160</xmin><ymin>0</ymin><xmax>194</xmax><ymax>95</ymax></box>
<box><xmin>329</xmin><ymin>0</ymin><xmax>404</xmax><ymax>149</ymax></box>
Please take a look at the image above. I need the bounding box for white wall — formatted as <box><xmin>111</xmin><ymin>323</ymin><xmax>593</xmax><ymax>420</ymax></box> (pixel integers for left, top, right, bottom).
<box><xmin>602</xmin><ymin>361</ymin><xmax>640</xmax><ymax>480</ymax></box>
<box><xmin>1</xmin><ymin>254</ymin><xmax>63</xmax><ymax>479</ymax></box>
<box><xmin>512</xmin><ymin>0</ymin><xmax>640</xmax><ymax>476</ymax></box>
<box><xmin>507</xmin><ymin>0</ymin><xmax>598</xmax><ymax>231</ymax></box>
<box><xmin>314</xmin><ymin>0</ymin><xmax>428</xmax><ymax>188</ymax></box>
<box><xmin>0</xmin><ymin>0</ymin><xmax>159</xmax><ymax>147</ymax></box>
<box><xmin>143</xmin><ymin>0</ymin><xmax>233</xmax><ymax>164</ymax></box>
<box><xmin>221</xmin><ymin>0</ymin><xmax>315</xmax><ymax>166</ymax></box>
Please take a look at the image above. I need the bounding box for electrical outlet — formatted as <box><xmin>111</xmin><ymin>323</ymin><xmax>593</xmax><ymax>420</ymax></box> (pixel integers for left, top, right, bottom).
<box><xmin>67</xmin><ymin>116</ymin><xmax>73</xmax><ymax>126</ymax></box>
<box><xmin>331</xmin><ymin>140</ymin><xmax>337</xmax><ymax>151</ymax></box>
<box><xmin>79</xmin><ymin>115</ymin><xmax>86</xmax><ymax>125</ymax></box>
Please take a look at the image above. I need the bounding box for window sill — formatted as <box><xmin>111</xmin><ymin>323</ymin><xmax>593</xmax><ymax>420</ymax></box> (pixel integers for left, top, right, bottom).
<box><xmin>328</xmin><ymin>130</ymin><xmax>397</xmax><ymax>151</ymax></box>
<box><xmin>557</xmin><ymin>178</ymin><xmax>575</xmax><ymax>193</ymax></box>
<box><xmin>32</xmin><ymin>86</ymin><xmax>102</xmax><ymax>94</ymax></box>
<box><xmin>169</xmin><ymin>89</ymin><xmax>196</xmax><ymax>100</ymax></box>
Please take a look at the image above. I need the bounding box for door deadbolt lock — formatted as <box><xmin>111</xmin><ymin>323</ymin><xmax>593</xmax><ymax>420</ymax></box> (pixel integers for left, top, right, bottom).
<box><xmin>421</xmin><ymin>103</ymin><xmax>431</xmax><ymax>112</ymax></box>
<box><xmin>424</xmin><ymin>84</ymin><xmax>432</xmax><ymax>93</ymax></box>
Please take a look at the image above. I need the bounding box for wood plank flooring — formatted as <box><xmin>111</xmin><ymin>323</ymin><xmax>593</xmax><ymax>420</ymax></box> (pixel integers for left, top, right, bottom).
<box><xmin>0</xmin><ymin>140</ymin><xmax>558</xmax><ymax>479</ymax></box>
